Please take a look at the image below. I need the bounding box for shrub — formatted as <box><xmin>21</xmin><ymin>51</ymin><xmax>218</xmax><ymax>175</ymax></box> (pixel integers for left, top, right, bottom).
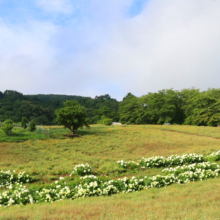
<box><xmin>29</xmin><ymin>119</ymin><xmax>36</xmax><ymax>132</ymax></box>
<box><xmin>2</xmin><ymin>119</ymin><xmax>13</xmax><ymax>135</ymax></box>
<box><xmin>21</xmin><ymin>117</ymin><xmax>28</xmax><ymax>129</ymax></box>
<box><xmin>103</xmin><ymin>118</ymin><xmax>113</xmax><ymax>126</ymax></box>
<box><xmin>70</xmin><ymin>164</ymin><xmax>92</xmax><ymax>176</ymax></box>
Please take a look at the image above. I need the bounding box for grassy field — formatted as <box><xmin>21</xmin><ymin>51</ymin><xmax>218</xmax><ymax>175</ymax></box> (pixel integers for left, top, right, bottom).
<box><xmin>0</xmin><ymin>126</ymin><xmax>74</xmax><ymax>142</ymax></box>
<box><xmin>1</xmin><ymin>125</ymin><xmax>220</xmax><ymax>219</ymax></box>
<box><xmin>151</xmin><ymin>124</ymin><xmax>220</xmax><ymax>138</ymax></box>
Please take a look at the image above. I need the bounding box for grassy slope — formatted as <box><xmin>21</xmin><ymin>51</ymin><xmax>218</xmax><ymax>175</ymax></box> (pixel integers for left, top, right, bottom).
<box><xmin>151</xmin><ymin>124</ymin><xmax>220</xmax><ymax>138</ymax></box>
<box><xmin>1</xmin><ymin>125</ymin><xmax>220</xmax><ymax>219</ymax></box>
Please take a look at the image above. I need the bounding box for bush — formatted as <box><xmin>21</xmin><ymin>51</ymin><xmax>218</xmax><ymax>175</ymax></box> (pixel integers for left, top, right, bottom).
<box><xmin>70</xmin><ymin>164</ymin><xmax>92</xmax><ymax>176</ymax></box>
<box><xmin>2</xmin><ymin>119</ymin><xmax>13</xmax><ymax>135</ymax></box>
<box><xmin>29</xmin><ymin>119</ymin><xmax>36</xmax><ymax>132</ymax></box>
<box><xmin>21</xmin><ymin>117</ymin><xmax>28</xmax><ymax>129</ymax></box>
<box><xmin>103</xmin><ymin>118</ymin><xmax>113</xmax><ymax>126</ymax></box>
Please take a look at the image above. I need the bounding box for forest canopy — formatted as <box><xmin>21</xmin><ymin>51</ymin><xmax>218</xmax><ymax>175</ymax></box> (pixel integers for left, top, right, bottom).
<box><xmin>1</xmin><ymin>88</ymin><xmax>220</xmax><ymax>126</ymax></box>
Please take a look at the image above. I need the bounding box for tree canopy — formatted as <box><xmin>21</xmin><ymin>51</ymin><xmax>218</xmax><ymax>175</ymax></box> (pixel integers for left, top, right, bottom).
<box><xmin>54</xmin><ymin>100</ymin><xmax>89</xmax><ymax>134</ymax></box>
<box><xmin>1</xmin><ymin>88</ymin><xmax>220</xmax><ymax>127</ymax></box>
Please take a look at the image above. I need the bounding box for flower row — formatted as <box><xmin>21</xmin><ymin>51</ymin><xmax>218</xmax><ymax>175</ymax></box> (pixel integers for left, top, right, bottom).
<box><xmin>117</xmin><ymin>153</ymin><xmax>204</xmax><ymax>170</ymax></box>
<box><xmin>162</xmin><ymin>162</ymin><xmax>220</xmax><ymax>175</ymax></box>
<box><xmin>0</xmin><ymin>170</ymin><xmax>31</xmax><ymax>189</ymax></box>
<box><xmin>1</xmin><ymin>162</ymin><xmax>220</xmax><ymax>207</ymax></box>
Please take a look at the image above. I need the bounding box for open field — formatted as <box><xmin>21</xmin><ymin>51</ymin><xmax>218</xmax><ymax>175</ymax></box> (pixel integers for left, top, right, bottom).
<box><xmin>1</xmin><ymin>125</ymin><xmax>220</xmax><ymax>219</ymax></box>
<box><xmin>1</xmin><ymin>125</ymin><xmax>220</xmax><ymax>177</ymax></box>
<box><xmin>151</xmin><ymin>124</ymin><xmax>220</xmax><ymax>138</ymax></box>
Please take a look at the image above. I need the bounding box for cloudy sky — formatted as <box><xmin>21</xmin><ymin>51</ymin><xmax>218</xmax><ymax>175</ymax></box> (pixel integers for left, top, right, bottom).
<box><xmin>0</xmin><ymin>0</ymin><xmax>220</xmax><ymax>100</ymax></box>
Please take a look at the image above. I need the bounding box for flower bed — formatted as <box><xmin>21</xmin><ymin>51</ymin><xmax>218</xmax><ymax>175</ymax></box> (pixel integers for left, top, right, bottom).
<box><xmin>70</xmin><ymin>163</ymin><xmax>92</xmax><ymax>176</ymax></box>
<box><xmin>0</xmin><ymin>170</ymin><xmax>31</xmax><ymax>189</ymax></box>
<box><xmin>1</xmin><ymin>161</ymin><xmax>220</xmax><ymax>207</ymax></box>
<box><xmin>2</xmin><ymin>150</ymin><xmax>220</xmax><ymax>208</ymax></box>
<box><xmin>117</xmin><ymin>153</ymin><xmax>204</xmax><ymax>170</ymax></box>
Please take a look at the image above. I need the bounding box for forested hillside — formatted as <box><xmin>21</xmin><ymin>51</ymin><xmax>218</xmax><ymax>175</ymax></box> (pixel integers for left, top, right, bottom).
<box><xmin>119</xmin><ymin>88</ymin><xmax>220</xmax><ymax>126</ymax></box>
<box><xmin>0</xmin><ymin>90</ymin><xmax>119</xmax><ymax>125</ymax></box>
<box><xmin>1</xmin><ymin>88</ymin><xmax>220</xmax><ymax>126</ymax></box>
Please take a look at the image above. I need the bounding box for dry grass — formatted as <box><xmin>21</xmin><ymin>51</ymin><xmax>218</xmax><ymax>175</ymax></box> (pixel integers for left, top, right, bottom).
<box><xmin>1</xmin><ymin>125</ymin><xmax>220</xmax><ymax>176</ymax></box>
<box><xmin>152</xmin><ymin>124</ymin><xmax>220</xmax><ymax>138</ymax></box>
<box><xmin>1</xmin><ymin>125</ymin><xmax>220</xmax><ymax>219</ymax></box>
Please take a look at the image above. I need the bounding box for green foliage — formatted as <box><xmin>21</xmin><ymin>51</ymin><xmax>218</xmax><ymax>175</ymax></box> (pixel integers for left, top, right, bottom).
<box><xmin>119</xmin><ymin>88</ymin><xmax>220</xmax><ymax>126</ymax></box>
<box><xmin>54</xmin><ymin>100</ymin><xmax>89</xmax><ymax>134</ymax></box>
<box><xmin>119</xmin><ymin>93</ymin><xmax>143</xmax><ymax>124</ymax></box>
<box><xmin>29</xmin><ymin>119</ymin><xmax>36</xmax><ymax>132</ymax></box>
<box><xmin>0</xmin><ymin>90</ymin><xmax>119</xmax><ymax>125</ymax></box>
<box><xmin>21</xmin><ymin>117</ymin><xmax>28</xmax><ymax>129</ymax></box>
<box><xmin>1</xmin><ymin>88</ymin><xmax>220</xmax><ymax>127</ymax></box>
<box><xmin>183</xmin><ymin>89</ymin><xmax>220</xmax><ymax>126</ymax></box>
<box><xmin>103</xmin><ymin>118</ymin><xmax>113</xmax><ymax>126</ymax></box>
<box><xmin>2</xmin><ymin>119</ymin><xmax>13</xmax><ymax>135</ymax></box>
<box><xmin>97</xmin><ymin>115</ymin><xmax>113</xmax><ymax>125</ymax></box>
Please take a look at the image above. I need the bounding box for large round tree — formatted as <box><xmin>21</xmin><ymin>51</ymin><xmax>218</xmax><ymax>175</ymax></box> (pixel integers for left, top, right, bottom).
<box><xmin>54</xmin><ymin>100</ymin><xmax>89</xmax><ymax>135</ymax></box>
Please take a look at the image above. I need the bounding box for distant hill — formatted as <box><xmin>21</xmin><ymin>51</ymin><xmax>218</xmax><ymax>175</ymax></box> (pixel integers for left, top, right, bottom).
<box><xmin>0</xmin><ymin>90</ymin><xmax>119</xmax><ymax>125</ymax></box>
<box><xmin>26</xmin><ymin>94</ymin><xmax>86</xmax><ymax>101</ymax></box>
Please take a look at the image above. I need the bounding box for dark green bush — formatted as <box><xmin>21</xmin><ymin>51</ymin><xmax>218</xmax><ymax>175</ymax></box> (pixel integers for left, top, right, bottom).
<box><xmin>2</xmin><ymin>119</ymin><xmax>13</xmax><ymax>135</ymax></box>
<box><xmin>103</xmin><ymin>118</ymin><xmax>113</xmax><ymax>126</ymax></box>
<box><xmin>29</xmin><ymin>119</ymin><xmax>36</xmax><ymax>132</ymax></box>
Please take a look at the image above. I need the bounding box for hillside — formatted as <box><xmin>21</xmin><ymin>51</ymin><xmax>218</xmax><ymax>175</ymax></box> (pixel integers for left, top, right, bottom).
<box><xmin>0</xmin><ymin>90</ymin><xmax>119</xmax><ymax>125</ymax></box>
<box><xmin>1</xmin><ymin>125</ymin><xmax>220</xmax><ymax>219</ymax></box>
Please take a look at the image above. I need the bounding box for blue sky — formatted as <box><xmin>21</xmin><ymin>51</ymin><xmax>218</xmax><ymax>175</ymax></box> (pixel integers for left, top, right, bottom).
<box><xmin>0</xmin><ymin>0</ymin><xmax>147</xmax><ymax>24</ymax></box>
<box><xmin>0</xmin><ymin>0</ymin><xmax>220</xmax><ymax>100</ymax></box>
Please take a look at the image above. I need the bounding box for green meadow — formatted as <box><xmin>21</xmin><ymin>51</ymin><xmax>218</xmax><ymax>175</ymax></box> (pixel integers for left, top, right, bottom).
<box><xmin>1</xmin><ymin>125</ymin><xmax>220</xmax><ymax>219</ymax></box>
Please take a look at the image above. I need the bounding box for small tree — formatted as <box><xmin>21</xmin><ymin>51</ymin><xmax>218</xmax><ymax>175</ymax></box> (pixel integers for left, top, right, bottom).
<box><xmin>54</xmin><ymin>100</ymin><xmax>89</xmax><ymax>135</ymax></box>
<box><xmin>103</xmin><ymin>118</ymin><xmax>113</xmax><ymax>126</ymax></box>
<box><xmin>29</xmin><ymin>119</ymin><xmax>36</xmax><ymax>132</ymax></box>
<box><xmin>2</xmin><ymin>119</ymin><xmax>13</xmax><ymax>135</ymax></box>
<box><xmin>21</xmin><ymin>117</ymin><xmax>28</xmax><ymax>129</ymax></box>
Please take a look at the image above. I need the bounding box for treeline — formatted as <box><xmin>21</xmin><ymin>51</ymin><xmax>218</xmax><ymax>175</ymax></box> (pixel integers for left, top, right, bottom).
<box><xmin>120</xmin><ymin>88</ymin><xmax>220</xmax><ymax>126</ymax></box>
<box><xmin>0</xmin><ymin>90</ymin><xmax>119</xmax><ymax>125</ymax></box>
<box><xmin>1</xmin><ymin>88</ymin><xmax>220</xmax><ymax>126</ymax></box>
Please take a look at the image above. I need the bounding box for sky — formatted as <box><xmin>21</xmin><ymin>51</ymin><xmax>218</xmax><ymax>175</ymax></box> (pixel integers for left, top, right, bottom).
<box><xmin>0</xmin><ymin>0</ymin><xmax>220</xmax><ymax>100</ymax></box>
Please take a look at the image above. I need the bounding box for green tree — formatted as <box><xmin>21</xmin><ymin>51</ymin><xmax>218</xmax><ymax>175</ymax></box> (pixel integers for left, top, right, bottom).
<box><xmin>21</xmin><ymin>117</ymin><xmax>28</xmax><ymax>129</ymax></box>
<box><xmin>183</xmin><ymin>90</ymin><xmax>220</xmax><ymax>126</ymax></box>
<box><xmin>54</xmin><ymin>100</ymin><xmax>89</xmax><ymax>134</ymax></box>
<box><xmin>2</xmin><ymin>119</ymin><xmax>13</xmax><ymax>135</ymax></box>
<box><xmin>97</xmin><ymin>115</ymin><xmax>113</xmax><ymax>125</ymax></box>
<box><xmin>29</xmin><ymin>119</ymin><xmax>36</xmax><ymax>132</ymax></box>
<box><xmin>119</xmin><ymin>93</ymin><xmax>142</xmax><ymax>124</ymax></box>
<box><xmin>103</xmin><ymin>118</ymin><xmax>113</xmax><ymax>126</ymax></box>
<box><xmin>142</xmin><ymin>89</ymin><xmax>184</xmax><ymax>124</ymax></box>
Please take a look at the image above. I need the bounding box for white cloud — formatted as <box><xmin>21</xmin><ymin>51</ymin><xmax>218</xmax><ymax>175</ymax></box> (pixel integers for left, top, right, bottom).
<box><xmin>36</xmin><ymin>0</ymin><xmax>74</xmax><ymax>14</ymax></box>
<box><xmin>1</xmin><ymin>0</ymin><xmax>220</xmax><ymax>100</ymax></box>
<box><xmin>0</xmin><ymin>19</ymin><xmax>58</xmax><ymax>94</ymax></box>
<box><xmin>65</xmin><ymin>0</ymin><xmax>220</xmax><ymax>98</ymax></box>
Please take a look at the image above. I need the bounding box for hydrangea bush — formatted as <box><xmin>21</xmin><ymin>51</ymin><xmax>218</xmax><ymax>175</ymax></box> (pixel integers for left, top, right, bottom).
<box><xmin>0</xmin><ymin>170</ymin><xmax>31</xmax><ymax>189</ymax></box>
<box><xmin>118</xmin><ymin>153</ymin><xmax>205</xmax><ymax>170</ymax></box>
<box><xmin>2</xmin><ymin>161</ymin><xmax>220</xmax><ymax>207</ymax></box>
<box><xmin>208</xmin><ymin>150</ymin><xmax>220</xmax><ymax>161</ymax></box>
<box><xmin>70</xmin><ymin>163</ymin><xmax>92</xmax><ymax>176</ymax></box>
<box><xmin>2</xmin><ymin>151</ymin><xmax>220</xmax><ymax>207</ymax></box>
<box><xmin>117</xmin><ymin>160</ymin><xmax>139</xmax><ymax>169</ymax></box>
